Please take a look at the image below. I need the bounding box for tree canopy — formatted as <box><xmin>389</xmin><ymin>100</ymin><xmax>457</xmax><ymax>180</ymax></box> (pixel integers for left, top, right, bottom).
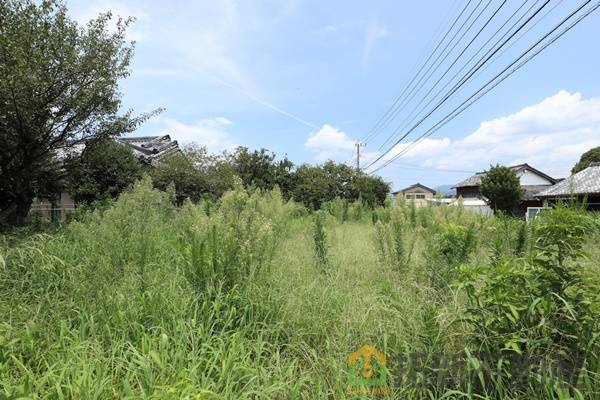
<box><xmin>572</xmin><ymin>146</ymin><xmax>600</xmax><ymax>174</ymax></box>
<box><xmin>65</xmin><ymin>139</ymin><xmax>142</xmax><ymax>204</ymax></box>
<box><xmin>480</xmin><ymin>165</ymin><xmax>524</xmax><ymax>215</ymax></box>
<box><xmin>0</xmin><ymin>0</ymin><xmax>157</xmax><ymax>225</ymax></box>
<box><xmin>150</xmin><ymin>146</ymin><xmax>390</xmax><ymax>210</ymax></box>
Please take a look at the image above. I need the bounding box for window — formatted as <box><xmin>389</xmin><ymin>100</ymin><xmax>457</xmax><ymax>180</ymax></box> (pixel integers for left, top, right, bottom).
<box><xmin>405</xmin><ymin>194</ymin><xmax>414</xmax><ymax>199</ymax></box>
<box><xmin>415</xmin><ymin>194</ymin><xmax>426</xmax><ymax>199</ymax></box>
<box><xmin>526</xmin><ymin>206</ymin><xmax>550</xmax><ymax>222</ymax></box>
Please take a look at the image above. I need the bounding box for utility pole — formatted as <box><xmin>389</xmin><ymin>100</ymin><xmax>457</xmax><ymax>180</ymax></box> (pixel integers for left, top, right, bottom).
<box><xmin>355</xmin><ymin>142</ymin><xmax>366</xmax><ymax>171</ymax></box>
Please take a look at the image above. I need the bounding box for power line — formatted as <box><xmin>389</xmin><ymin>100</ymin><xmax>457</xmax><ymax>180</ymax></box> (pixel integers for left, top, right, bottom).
<box><xmin>361</xmin><ymin>0</ymin><xmax>475</xmax><ymax>144</ymax></box>
<box><xmin>376</xmin><ymin>0</ymin><xmax>539</xmax><ymax>153</ymax></box>
<box><xmin>369</xmin><ymin>0</ymin><xmax>599</xmax><ymax>174</ymax></box>
<box><xmin>371</xmin><ymin>0</ymin><xmax>594</xmax><ymax>173</ymax></box>
<box><xmin>387</xmin><ymin>160</ymin><xmax>476</xmax><ymax>174</ymax></box>
<box><xmin>364</xmin><ymin>0</ymin><xmax>552</xmax><ymax>170</ymax></box>
<box><xmin>365</xmin><ymin>0</ymin><xmax>489</xmax><ymax>145</ymax></box>
<box><xmin>376</xmin><ymin>0</ymin><xmax>510</xmax><ymax>153</ymax></box>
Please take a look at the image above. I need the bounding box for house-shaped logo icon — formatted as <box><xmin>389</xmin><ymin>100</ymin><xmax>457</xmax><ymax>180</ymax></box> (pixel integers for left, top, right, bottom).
<box><xmin>347</xmin><ymin>344</ymin><xmax>387</xmax><ymax>392</ymax></box>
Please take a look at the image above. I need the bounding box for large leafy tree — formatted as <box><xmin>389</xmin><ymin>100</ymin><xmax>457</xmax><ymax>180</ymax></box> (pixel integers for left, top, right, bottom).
<box><xmin>0</xmin><ymin>0</ymin><xmax>157</xmax><ymax>225</ymax></box>
<box><xmin>65</xmin><ymin>139</ymin><xmax>142</xmax><ymax>204</ymax></box>
<box><xmin>151</xmin><ymin>145</ymin><xmax>236</xmax><ymax>205</ymax></box>
<box><xmin>571</xmin><ymin>146</ymin><xmax>600</xmax><ymax>174</ymax></box>
<box><xmin>228</xmin><ymin>146</ymin><xmax>296</xmax><ymax>198</ymax></box>
<box><xmin>291</xmin><ymin>161</ymin><xmax>390</xmax><ymax>209</ymax></box>
<box><xmin>480</xmin><ymin>165</ymin><xmax>524</xmax><ymax>215</ymax></box>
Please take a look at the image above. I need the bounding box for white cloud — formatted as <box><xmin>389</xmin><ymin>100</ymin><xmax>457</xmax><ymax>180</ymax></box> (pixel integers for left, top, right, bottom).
<box><xmin>362</xmin><ymin>16</ymin><xmax>389</xmax><ymax>69</ymax></box>
<box><xmin>390</xmin><ymin>91</ymin><xmax>600</xmax><ymax>178</ymax></box>
<box><xmin>156</xmin><ymin>117</ymin><xmax>237</xmax><ymax>152</ymax></box>
<box><xmin>305</xmin><ymin>124</ymin><xmax>355</xmax><ymax>161</ymax></box>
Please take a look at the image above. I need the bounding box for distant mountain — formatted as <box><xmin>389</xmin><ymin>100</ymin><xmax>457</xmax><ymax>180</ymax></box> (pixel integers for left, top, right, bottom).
<box><xmin>434</xmin><ymin>184</ymin><xmax>456</xmax><ymax>197</ymax></box>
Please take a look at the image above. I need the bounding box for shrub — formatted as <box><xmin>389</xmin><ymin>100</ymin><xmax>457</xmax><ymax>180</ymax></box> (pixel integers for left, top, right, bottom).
<box><xmin>425</xmin><ymin>222</ymin><xmax>476</xmax><ymax>290</ymax></box>
<box><xmin>460</xmin><ymin>204</ymin><xmax>600</xmax><ymax>395</ymax></box>
<box><xmin>313</xmin><ymin>211</ymin><xmax>329</xmax><ymax>272</ymax></box>
<box><xmin>373</xmin><ymin>206</ymin><xmax>414</xmax><ymax>273</ymax></box>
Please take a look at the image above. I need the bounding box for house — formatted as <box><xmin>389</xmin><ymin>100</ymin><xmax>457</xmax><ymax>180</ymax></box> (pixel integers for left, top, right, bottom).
<box><xmin>453</xmin><ymin>163</ymin><xmax>559</xmax><ymax>216</ymax></box>
<box><xmin>536</xmin><ymin>162</ymin><xmax>600</xmax><ymax>210</ymax></box>
<box><xmin>31</xmin><ymin>135</ymin><xmax>180</xmax><ymax>219</ymax></box>
<box><xmin>392</xmin><ymin>183</ymin><xmax>436</xmax><ymax>207</ymax></box>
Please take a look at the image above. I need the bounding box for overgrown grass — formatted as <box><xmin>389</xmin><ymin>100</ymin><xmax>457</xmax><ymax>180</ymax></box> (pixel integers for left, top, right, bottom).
<box><xmin>1</xmin><ymin>182</ymin><xmax>599</xmax><ymax>399</ymax></box>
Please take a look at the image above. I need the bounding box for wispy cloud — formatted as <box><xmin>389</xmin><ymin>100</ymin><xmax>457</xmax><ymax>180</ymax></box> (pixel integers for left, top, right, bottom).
<box><xmin>202</xmin><ymin>72</ymin><xmax>319</xmax><ymax>130</ymax></box>
<box><xmin>317</xmin><ymin>23</ymin><xmax>347</xmax><ymax>34</ymax></box>
<box><xmin>362</xmin><ymin>15</ymin><xmax>389</xmax><ymax>69</ymax></box>
<box><xmin>155</xmin><ymin>117</ymin><xmax>238</xmax><ymax>152</ymax></box>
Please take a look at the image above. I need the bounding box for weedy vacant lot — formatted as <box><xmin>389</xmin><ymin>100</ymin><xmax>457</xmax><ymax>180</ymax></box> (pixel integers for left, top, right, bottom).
<box><xmin>1</xmin><ymin>180</ymin><xmax>599</xmax><ymax>399</ymax></box>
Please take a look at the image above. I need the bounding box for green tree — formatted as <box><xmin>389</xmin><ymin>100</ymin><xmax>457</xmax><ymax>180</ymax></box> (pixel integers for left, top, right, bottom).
<box><xmin>65</xmin><ymin>139</ymin><xmax>142</xmax><ymax>204</ymax></box>
<box><xmin>480</xmin><ymin>165</ymin><xmax>524</xmax><ymax>215</ymax></box>
<box><xmin>0</xmin><ymin>0</ymin><xmax>158</xmax><ymax>225</ymax></box>
<box><xmin>292</xmin><ymin>164</ymin><xmax>334</xmax><ymax>209</ymax></box>
<box><xmin>291</xmin><ymin>161</ymin><xmax>390</xmax><ymax>209</ymax></box>
<box><xmin>151</xmin><ymin>145</ymin><xmax>235</xmax><ymax>205</ymax></box>
<box><xmin>151</xmin><ymin>151</ymin><xmax>206</xmax><ymax>206</ymax></box>
<box><xmin>571</xmin><ymin>146</ymin><xmax>600</xmax><ymax>174</ymax></box>
<box><xmin>352</xmin><ymin>173</ymin><xmax>390</xmax><ymax>208</ymax></box>
<box><xmin>229</xmin><ymin>147</ymin><xmax>276</xmax><ymax>190</ymax></box>
<box><xmin>185</xmin><ymin>145</ymin><xmax>236</xmax><ymax>200</ymax></box>
<box><xmin>228</xmin><ymin>146</ymin><xmax>297</xmax><ymax>198</ymax></box>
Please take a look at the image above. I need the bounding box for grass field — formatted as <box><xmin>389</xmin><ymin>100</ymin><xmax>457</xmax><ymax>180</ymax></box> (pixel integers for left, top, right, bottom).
<box><xmin>1</xmin><ymin>179</ymin><xmax>599</xmax><ymax>399</ymax></box>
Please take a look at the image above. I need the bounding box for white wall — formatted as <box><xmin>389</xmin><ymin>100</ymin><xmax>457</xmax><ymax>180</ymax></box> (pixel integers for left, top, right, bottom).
<box><xmin>518</xmin><ymin>169</ymin><xmax>553</xmax><ymax>185</ymax></box>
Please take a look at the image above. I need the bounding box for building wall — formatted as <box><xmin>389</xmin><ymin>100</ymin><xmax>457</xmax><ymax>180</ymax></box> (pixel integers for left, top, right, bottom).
<box><xmin>456</xmin><ymin>186</ymin><xmax>480</xmax><ymax>198</ymax></box>
<box><xmin>518</xmin><ymin>169</ymin><xmax>554</xmax><ymax>185</ymax></box>
<box><xmin>400</xmin><ymin>188</ymin><xmax>434</xmax><ymax>208</ymax></box>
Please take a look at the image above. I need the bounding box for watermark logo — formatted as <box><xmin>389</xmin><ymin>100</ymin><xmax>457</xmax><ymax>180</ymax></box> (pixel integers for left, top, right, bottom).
<box><xmin>347</xmin><ymin>345</ymin><xmax>387</xmax><ymax>395</ymax></box>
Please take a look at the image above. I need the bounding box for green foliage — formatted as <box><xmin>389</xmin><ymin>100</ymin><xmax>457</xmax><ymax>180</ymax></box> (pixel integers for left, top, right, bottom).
<box><xmin>426</xmin><ymin>222</ymin><xmax>476</xmax><ymax>290</ymax></box>
<box><xmin>460</xmin><ymin>204</ymin><xmax>600</xmax><ymax>395</ymax></box>
<box><xmin>178</xmin><ymin>183</ymin><xmax>284</xmax><ymax>293</ymax></box>
<box><xmin>292</xmin><ymin>161</ymin><xmax>390</xmax><ymax>209</ymax></box>
<box><xmin>374</xmin><ymin>205</ymin><xmax>414</xmax><ymax>273</ymax></box>
<box><xmin>0</xmin><ymin>0</ymin><xmax>158</xmax><ymax>225</ymax></box>
<box><xmin>2</xmin><ymin>177</ymin><xmax>600</xmax><ymax>399</ymax></box>
<box><xmin>480</xmin><ymin>165</ymin><xmax>524</xmax><ymax>215</ymax></box>
<box><xmin>435</xmin><ymin>222</ymin><xmax>476</xmax><ymax>267</ymax></box>
<box><xmin>312</xmin><ymin>211</ymin><xmax>329</xmax><ymax>272</ymax></box>
<box><xmin>488</xmin><ymin>216</ymin><xmax>529</xmax><ymax>265</ymax></box>
<box><xmin>65</xmin><ymin>139</ymin><xmax>142</xmax><ymax>204</ymax></box>
<box><xmin>571</xmin><ymin>146</ymin><xmax>600</xmax><ymax>173</ymax></box>
<box><xmin>0</xmin><ymin>177</ymin><xmax>302</xmax><ymax>398</ymax></box>
<box><xmin>151</xmin><ymin>145</ymin><xmax>235</xmax><ymax>205</ymax></box>
<box><xmin>229</xmin><ymin>147</ymin><xmax>295</xmax><ymax>196</ymax></box>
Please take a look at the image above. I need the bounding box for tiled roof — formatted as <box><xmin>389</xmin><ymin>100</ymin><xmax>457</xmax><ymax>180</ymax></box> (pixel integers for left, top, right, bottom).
<box><xmin>393</xmin><ymin>182</ymin><xmax>437</xmax><ymax>195</ymax></box>
<box><xmin>56</xmin><ymin>135</ymin><xmax>180</xmax><ymax>165</ymax></box>
<box><xmin>521</xmin><ymin>185</ymin><xmax>553</xmax><ymax>200</ymax></box>
<box><xmin>454</xmin><ymin>163</ymin><xmax>557</xmax><ymax>188</ymax></box>
<box><xmin>454</xmin><ymin>172</ymin><xmax>486</xmax><ymax>188</ymax></box>
<box><xmin>117</xmin><ymin>135</ymin><xmax>180</xmax><ymax>164</ymax></box>
<box><xmin>537</xmin><ymin>164</ymin><xmax>600</xmax><ymax>197</ymax></box>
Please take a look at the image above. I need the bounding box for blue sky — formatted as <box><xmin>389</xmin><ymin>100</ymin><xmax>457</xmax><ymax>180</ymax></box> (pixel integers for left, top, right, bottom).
<box><xmin>68</xmin><ymin>0</ymin><xmax>600</xmax><ymax>191</ymax></box>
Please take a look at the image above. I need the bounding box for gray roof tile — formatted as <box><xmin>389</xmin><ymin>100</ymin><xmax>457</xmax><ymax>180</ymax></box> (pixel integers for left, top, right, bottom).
<box><xmin>537</xmin><ymin>165</ymin><xmax>600</xmax><ymax>197</ymax></box>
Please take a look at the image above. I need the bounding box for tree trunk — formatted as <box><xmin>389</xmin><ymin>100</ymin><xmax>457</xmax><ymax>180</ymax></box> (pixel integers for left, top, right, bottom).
<box><xmin>0</xmin><ymin>194</ymin><xmax>33</xmax><ymax>226</ymax></box>
<box><xmin>15</xmin><ymin>195</ymin><xmax>33</xmax><ymax>225</ymax></box>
